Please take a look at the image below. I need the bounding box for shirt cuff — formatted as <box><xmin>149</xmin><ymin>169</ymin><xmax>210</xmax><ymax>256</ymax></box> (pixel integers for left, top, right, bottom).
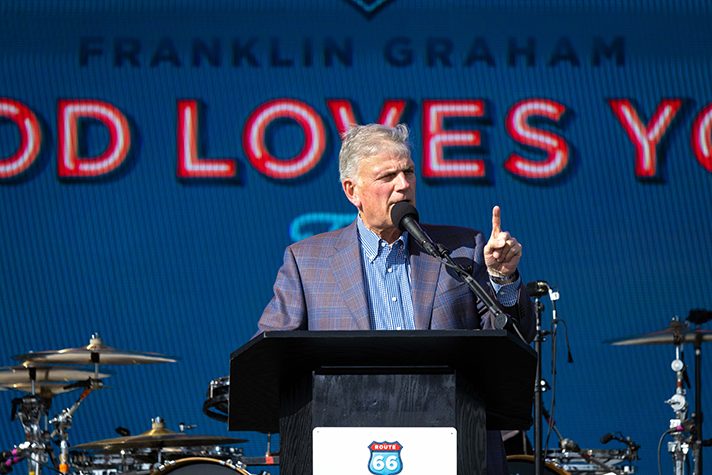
<box><xmin>490</xmin><ymin>274</ymin><xmax>521</xmax><ymax>307</ymax></box>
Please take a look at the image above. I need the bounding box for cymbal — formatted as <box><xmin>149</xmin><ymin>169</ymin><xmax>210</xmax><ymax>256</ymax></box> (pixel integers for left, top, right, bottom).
<box><xmin>610</xmin><ymin>321</ymin><xmax>712</xmax><ymax>346</ymax></box>
<box><xmin>14</xmin><ymin>334</ymin><xmax>177</xmax><ymax>365</ymax></box>
<box><xmin>0</xmin><ymin>366</ymin><xmax>110</xmax><ymax>385</ymax></box>
<box><xmin>73</xmin><ymin>418</ymin><xmax>247</xmax><ymax>451</ymax></box>
<box><xmin>0</xmin><ymin>382</ymin><xmax>81</xmax><ymax>397</ymax></box>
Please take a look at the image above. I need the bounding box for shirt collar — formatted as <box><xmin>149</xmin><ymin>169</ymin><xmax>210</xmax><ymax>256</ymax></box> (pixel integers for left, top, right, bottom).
<box><xmin>356</xmin><ymin>216</ymin><xmax>409</xmax><ymax>263</ymax></box>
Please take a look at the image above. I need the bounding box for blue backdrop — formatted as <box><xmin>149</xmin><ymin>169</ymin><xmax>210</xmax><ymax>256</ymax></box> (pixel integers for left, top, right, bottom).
<box><xmin>1</xmin><ymin>1</ymin><xmax>712</xmax><ymax>474</ymax></box>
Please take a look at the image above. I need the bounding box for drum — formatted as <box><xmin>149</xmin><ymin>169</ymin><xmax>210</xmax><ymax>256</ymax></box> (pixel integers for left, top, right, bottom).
<box><xmin>203</xmin><ymin>376</ymin><xmax>230</xmax><ymax>422</ymax></box>
<box><xmin>507</xmin><ymin>455</ymin><xmax>570</xmax><ymax>475</ymax></box>
<box><xmin>71</xmin><ymin>451</ymin><xmax>151</xmax><ymax>474</ymax></box>
<box><xmin>156</xmin><ymin>457</ymin><xmax>251</xmax><ymax>474</ymax></box>
<box><xmin>545</xmin><ymin>448</ymin><xmax>635</xmax><ymax>473</ymax></box>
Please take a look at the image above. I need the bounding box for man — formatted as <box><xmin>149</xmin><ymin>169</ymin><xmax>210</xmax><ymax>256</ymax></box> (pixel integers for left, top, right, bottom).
<box><xmin>258</xmin><ymin>123</ymin><xmax>535</xmax><ymax>474</ymax></box>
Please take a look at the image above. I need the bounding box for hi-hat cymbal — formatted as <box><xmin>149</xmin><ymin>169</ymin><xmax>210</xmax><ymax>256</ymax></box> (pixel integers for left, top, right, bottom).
<box><xmin>609</xmin><ymin>321</ymin><xmax>712</xmax><ymax>346</ymax></box>
<box><xmin>0</xmin><ymin>382</ymin><xmax>81</xmax><ymax>397</ymax></box>
<box><xmin>0</xmin><ymin>366</ymin><xmax>110</xmax><ymax>385</ymax></box>
<box><xmin>14</xmin><ymin>334</ymin><xmax>177</xmax><ymax>365</ymax></box>
<box><xmin>73</xmin><ymin>418</ymin><xmax>247</xmax><ymax>451</ymax></box>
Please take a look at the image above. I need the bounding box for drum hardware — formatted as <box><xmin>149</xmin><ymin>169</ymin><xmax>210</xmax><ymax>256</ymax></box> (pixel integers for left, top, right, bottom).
<box><xmin>203</xmin><ymin>377</ymin><xmax>279</xmax><ymax>470</ymax></box>
<box><xmin>543</xmin><ymin>448</ymin><xmax>636</xmax><ymax>474</ymax></box>
<box><xmin>4</xmin><ymin>334</ymin><xmax>176</xmax><ymax>475</ymax></box>
<box><xmin>49</xmin><ymin>379</ymin><xmax>105</xmax><ymax>474</ymax></box>
<box><xmin>70</xmin><ymin>449</ymin><xmax>155</xmax><ymax>474</ymax></box>
<box><xmin>537</xmin><ymin>380</ymin><xmax>635</xmax><ymax>474</ymax></box>
<box><xmin>507</xmin><ymin>454</ymin><xmax>570</xmax><ymax>475</ymax></box>
<box><xmin>177</xmin><ymin>423</ymin><xmax>196</xmax><ymax>433</ymax></box>
<box><xmin>665</xmin><ymin>325</ymin><xmax>692</xmax><ymax>475</ymax></box>
<box><xmin>203</xmin><ymin>376</ymin><xmax>229</xmax><ymax>423</ymax></box>
<box><xmin>240</xmin><ymin>432</ymin><xmax>279</xmax><ymax>468</ymax></box>
<box><xmin>0</xmin><ymin>448</ymin><xmax>23</xmax><ymax>473</ymax></box>
<box><xmin>610</xmin><ymin>313</ymin><xmax>711</xmax><ymax>475</ymax></box>
<box><xmin>154</xmin><ymin>456</ymin><xmax>254</xmax><ymax>474</ymax></box>
<box><xmin>4</xmin><ymin>366</ymin><xmax>107</xmax><ymax>475</ymax></box>
<box><xmin>73</xmin><ymin>417</ymin><xmax>248</xmax><ymax>451</ymax></box>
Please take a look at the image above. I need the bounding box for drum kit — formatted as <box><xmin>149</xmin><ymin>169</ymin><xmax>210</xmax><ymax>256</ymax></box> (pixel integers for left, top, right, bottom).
<box><xmin>0</xmin><ymin>334</ymin><xmax>275</xmax><ymax>475</ymax></box>
<box><xmin>2</xmin><ymin>315</ymin><xmax>710</xmax><ymax>475</ymax></box>
<box><xmin>507</xmin><ymin>311</ymin><xmax>711</xmax><ymax>475</ymax></box>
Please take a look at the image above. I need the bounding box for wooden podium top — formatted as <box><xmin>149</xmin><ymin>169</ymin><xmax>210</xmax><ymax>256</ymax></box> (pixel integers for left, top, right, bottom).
<box><xmin>229</xmin><ymin>330</ymin><xmax>535</xmax><ymax>432</ymax></box>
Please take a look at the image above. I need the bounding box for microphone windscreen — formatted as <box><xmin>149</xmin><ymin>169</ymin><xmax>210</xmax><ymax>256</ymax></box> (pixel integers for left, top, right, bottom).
<box><xmin>390</xmin><ymin>201</ymin><xmax>419</xmax><ymax>231</ymax></box>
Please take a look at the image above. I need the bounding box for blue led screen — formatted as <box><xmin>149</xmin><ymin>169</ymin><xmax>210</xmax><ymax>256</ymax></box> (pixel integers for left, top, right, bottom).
<box><xmin>1</xmin><ymin>1</ymin><xmax>712</xmax><ymax>474</ymax></box>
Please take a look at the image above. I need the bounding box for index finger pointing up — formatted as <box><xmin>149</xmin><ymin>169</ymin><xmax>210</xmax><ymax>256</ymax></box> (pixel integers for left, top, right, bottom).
<box><xmin>491</xmin><ymin>205</ymin><xmax>501</xmax><ymax>237</ymax></box>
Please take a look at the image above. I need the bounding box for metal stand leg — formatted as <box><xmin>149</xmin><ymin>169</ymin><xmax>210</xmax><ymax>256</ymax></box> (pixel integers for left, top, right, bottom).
<box><xmin>533</xmin><ymin>297</ymin><xmax>545</xmax><ymax>475</ymax></box>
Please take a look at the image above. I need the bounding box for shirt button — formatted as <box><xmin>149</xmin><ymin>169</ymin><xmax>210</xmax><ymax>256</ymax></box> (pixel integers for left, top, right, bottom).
<box><xmin>387</xmin><ymin>268</ymin><xmax>392</xmax><ymax>273</ymax></box>
<box><xmin>391</xmin><ymin>296</ymin><xmax>397</xmax><ymax>302</ymax></box>
<box><xmin>396</xmin><ymin>326</ymin><xmax>402</xmax><ymax>330</ymax></box>
<box><xmin>380</xmin><ymin>242</ymin><xmax>386</xmax><ymax>247</ymax></box>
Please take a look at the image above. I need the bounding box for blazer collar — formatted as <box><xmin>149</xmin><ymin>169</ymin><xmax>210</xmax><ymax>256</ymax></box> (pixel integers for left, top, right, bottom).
<box><xmin>332</xmin><ymin>221</ymin><xmax>371</xmax><ymax>330</ymax></box>
<box><xmin>409</xmin><ymin>226</ymin><xmax>442</xmax><ymax>330</ymax></box>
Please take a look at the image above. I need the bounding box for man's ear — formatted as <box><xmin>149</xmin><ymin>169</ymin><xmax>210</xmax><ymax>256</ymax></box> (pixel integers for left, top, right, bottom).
<box><xmin>342</xmin><ymin>179</ymin><xmax>360</xmax><ymax>208</ymax></box>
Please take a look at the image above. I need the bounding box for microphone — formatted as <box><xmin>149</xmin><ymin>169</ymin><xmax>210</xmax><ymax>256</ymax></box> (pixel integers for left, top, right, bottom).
<box><xmin>390</xmin><ymin>202</ymin><xmax>441</xmax><ymax>258</ymax></box>
<box><xmin>525</xmin><ymin>280</ymin><xmax>549</xmax><ymax>297</ymax></box>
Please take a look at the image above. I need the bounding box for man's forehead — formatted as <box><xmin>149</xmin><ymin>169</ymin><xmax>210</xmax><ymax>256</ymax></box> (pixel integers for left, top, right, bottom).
<box><xmin>360</xmin><ymin>153</ymin><xmax>413</xmax><ymax>172</ymax></box>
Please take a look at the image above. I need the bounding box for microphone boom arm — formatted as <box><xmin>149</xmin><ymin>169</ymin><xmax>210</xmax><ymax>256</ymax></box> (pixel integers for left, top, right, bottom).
<box><xmin>435</xmin><ymin>244</ymin><xmax>527</xmax><ymax>343</ymax></box>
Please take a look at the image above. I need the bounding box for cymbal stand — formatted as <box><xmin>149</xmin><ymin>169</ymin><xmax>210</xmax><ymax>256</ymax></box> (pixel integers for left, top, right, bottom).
<box><xmin>10</xmin><ymin>369</ymin><xmax>50</xmax><ymax>475</ymax></box>
<box><xmin>665</xmin><ymin>336</ymin><xmax>690</xmax><ymax>475</ymax></box>
<box><xmin>49</xmin><ymin>379</ymin><xmax>102</xmax><ymax>474</ymax></box>
<box><xmin>691</xmin><ymin>329</ymin><xmax>704</xmax><ymax>475</ymax></box>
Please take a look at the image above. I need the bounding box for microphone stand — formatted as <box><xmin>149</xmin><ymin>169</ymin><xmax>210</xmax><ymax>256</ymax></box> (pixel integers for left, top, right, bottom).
<box><xmin>431</xmin><ymin>243</ymin><xmax>527</xmax><ymax>343</ymax></box>
<box><xmin>531</xmin><ymin>293</ymin><xmax>546</xmax><ymax>475</ymax></box>
<box><xmin>391</xmin><ymin>201</ymin><xmax>525</xmax><ymax>340</ymax></box>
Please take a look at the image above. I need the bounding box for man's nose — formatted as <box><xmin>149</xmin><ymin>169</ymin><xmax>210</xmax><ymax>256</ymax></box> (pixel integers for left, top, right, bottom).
<box><xmin>395</xmin><ymin>172</ymin><xmax>411</xmax><ymax>189</ymax></box>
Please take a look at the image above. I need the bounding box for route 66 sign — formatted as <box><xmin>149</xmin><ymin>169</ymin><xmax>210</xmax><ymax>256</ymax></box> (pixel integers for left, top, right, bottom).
<box><xmin>368</xmin><ymin>441</ymin><xmax>403</xmax><ymax>475</ymax></box>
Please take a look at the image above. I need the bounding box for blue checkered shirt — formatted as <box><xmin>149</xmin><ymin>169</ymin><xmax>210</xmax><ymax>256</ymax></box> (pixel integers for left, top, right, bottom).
<box><xmin>357</xmin><ymin>218</ymin><xmax>416</xmax><ymax>330</ymax></box>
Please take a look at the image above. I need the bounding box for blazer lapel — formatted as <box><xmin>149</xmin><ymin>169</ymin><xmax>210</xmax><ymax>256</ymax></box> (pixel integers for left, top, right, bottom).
<box><xmin>409</xmin><ymin>240</ymin><xmax>442</xmax><ymax>330</ymax></box>
<box><xmin>332</xmin><ymin>221</ymin><xmax>371</xmax><ymax>330</ymax></box>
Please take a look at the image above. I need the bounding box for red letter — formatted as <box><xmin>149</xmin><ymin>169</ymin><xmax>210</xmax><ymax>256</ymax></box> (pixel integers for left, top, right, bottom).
<box><xmin>0</xmin><ymin>99</ymin><xmax>41</xmax><ymax>179</ymax></box>
<box><xmin>504</xmin><ymin>99</ymin><xmax>570</xmax><ymax>179</ymax></box>
<box><xmin>326</xmin><ymin>99</ymin><xmax>407</xmax><ymax>136</ymax></box>
<box><xmin>692</xmin><ymin>103</ymin><xmax>712</xmax><ymax>173</ymax></box>
<box><xmin>58</xmin><ymin>100</ymin><xmax>131</xmax><ymax>178</ymax></box>
<box><xmin>243</xmin><ymin>99</ymin><xmax>325</xmax><ymax>180</ymax></box>
<box><xmin>609</xmin><ymin>98</ymin><xmax>682</xmax><ymax>178</ymax></box>
<box><xmin>177</xmin><ymin>100</ymin><xmax>236</xmax><ymax>179</ymax></box>
<box><xmin>422</xmin><ymin>100</ymin><xmax>485</xmax><ymax>178</ymax></box>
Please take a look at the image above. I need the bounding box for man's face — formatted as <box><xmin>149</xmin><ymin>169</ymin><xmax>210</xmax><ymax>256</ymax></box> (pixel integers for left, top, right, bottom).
<box><xmin>342</xmin><ymin>152</ymin><xmax>416</xmax><ymax>240</ymax></box>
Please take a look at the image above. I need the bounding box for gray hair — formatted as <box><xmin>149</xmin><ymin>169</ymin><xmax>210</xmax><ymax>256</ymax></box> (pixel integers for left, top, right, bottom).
<box><xmin>338</xmin><ymin>123</ymin><xmax>411</xmax><ymax>182</ymax></box>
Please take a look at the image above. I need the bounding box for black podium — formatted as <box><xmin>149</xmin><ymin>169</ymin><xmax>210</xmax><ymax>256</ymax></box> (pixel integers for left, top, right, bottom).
<box><xmin>229</xmin><ymin>330</ymin><xmax>535</xmax><ymax>475</ymax></box>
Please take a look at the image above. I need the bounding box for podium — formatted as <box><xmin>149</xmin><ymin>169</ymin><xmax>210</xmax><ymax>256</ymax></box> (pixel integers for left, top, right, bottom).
<box><xmin>229</xmin><ymin>330</ymin><xmax>535</xmax><ymax>475</ymax></box>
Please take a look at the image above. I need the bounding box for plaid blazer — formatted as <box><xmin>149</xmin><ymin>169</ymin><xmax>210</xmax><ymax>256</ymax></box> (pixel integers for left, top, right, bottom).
<box><xmin>257</xmin><ymin>220</ymin><xmax>535</xmax><ymax>474</ymax></box>
<box><xmin>258</xmin><ymin>220</ymin><xmax>534</xmax><ymax>340</ymax></box>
